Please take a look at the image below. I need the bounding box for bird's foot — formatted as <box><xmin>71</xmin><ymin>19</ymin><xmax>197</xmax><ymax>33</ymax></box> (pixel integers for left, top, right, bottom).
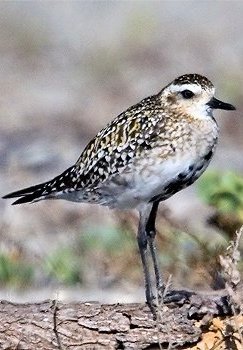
<box><xmin>160</xmin><ymin>288</ymin><xmax>195</xmax><ymax>305</ymax></box>
<box><xmin>146</xmin><ymin>287</ymin><xmax>195</xmax><ymax>319</ymax></box>
<box><xmin>148</xmin><ymin>303</ymin><xmax>157</xmax><ymax>320</ymax></box>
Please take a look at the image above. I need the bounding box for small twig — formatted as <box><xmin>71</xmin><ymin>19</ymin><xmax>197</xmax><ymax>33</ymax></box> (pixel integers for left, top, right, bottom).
<box><xmin>162</xmin><ymin>274</ymin><xmax>172</xmax><ymax>300</ymax></box>
<box><xmin>219</xmin><ymin>227</ymin><xmax>241</xmax><ymax>291</ymax></box>
<box><xmin>219</xmin><ymin>227</ymin><xmax>243</xmax><ymax>346</ymax></box>
<box><xmin>219</xmin><ymin>227</ymin><xmax>242</xmax><ymax>311</ymax></box>
<box><xmin>156</xmin><ymin>274</ymin><xmax>173</xmax><ymax>350</ymax></box>
<box><xmin>51</xmin><ymin>299</ymin><xmax>64</xmax><ymax>350</ymax></box>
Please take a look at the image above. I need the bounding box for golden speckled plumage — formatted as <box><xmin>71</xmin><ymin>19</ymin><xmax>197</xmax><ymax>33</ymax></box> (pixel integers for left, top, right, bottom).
<box><xmin>3</xmin><ymin>74</ymin><xmax>234</xmax><ymax>208</ymax></box>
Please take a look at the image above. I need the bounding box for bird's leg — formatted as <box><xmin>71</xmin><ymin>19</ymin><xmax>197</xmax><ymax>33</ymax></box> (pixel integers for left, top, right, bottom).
<box><xmin>145</xmin><ymin>201</ymin><xmax>164</xmax><ymax>298</ymax></box>
<box><xmin>137</xmin><ymin>204</ymin><xmax>155</xmax><ymax>313</ymax></box>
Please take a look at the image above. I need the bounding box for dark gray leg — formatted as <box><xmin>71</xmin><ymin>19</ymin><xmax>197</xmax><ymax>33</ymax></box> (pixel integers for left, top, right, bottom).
<box><xmin>137</xmin><ymin>204</ymin><xmax>154</xmax><ymax>310</ymax></box>
<box><xmin>146</xmin><ymin>201</ymin><xmax>164</xmax><ymax>294</ymax></box>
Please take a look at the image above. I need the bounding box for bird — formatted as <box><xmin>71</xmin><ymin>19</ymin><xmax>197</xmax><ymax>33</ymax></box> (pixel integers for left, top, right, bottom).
<box><xmin>3</xmin><ymin>73</ymin><xmax>236</xmax><ymax>315</ymax></box>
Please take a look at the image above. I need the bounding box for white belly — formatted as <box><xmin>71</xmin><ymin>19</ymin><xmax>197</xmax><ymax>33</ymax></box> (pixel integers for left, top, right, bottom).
<box><xmin>94</xmin><ymin>149</ymin><xmax>213</xmax><ymax>209</ymax></box>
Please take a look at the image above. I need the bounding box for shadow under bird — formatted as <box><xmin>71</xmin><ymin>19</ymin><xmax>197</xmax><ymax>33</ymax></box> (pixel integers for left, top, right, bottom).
<box><xmin>3</xmin><ymin>73</ymin><xmax>236</xmax><ymax>316</ymax></box>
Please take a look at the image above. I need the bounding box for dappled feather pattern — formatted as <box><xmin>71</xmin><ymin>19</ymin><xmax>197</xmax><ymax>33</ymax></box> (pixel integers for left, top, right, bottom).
<box><xmin>3</xmin><ymin>74</ymin><xmax>223</xmax><ymax>207</ymax></box>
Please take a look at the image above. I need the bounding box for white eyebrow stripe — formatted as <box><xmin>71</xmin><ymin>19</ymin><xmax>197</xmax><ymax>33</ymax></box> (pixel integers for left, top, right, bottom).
<box><xmin>169</xmin><ymin>84</ymin><xmax>201</xmax><ymax>94</ymax></box>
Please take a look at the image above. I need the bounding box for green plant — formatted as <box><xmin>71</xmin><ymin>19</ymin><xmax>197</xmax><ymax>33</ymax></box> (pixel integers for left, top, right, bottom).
<box><xmin>0</xmin><ymin>253</ymin><xmax>34</xmax><ymax>288</ymax></box>
<box><xmin>44</xmin><ymin>247</ymin><xmax>82</xmax><ymax>285</ymax></box>
<box><xmin>79</xmin><ymin>224</ymin><xmax>135</xmax><ymax>256</ymax></box>
<box><xmin>198</xmin><ymin>171</ymin><xmax>243</xmax><ymax>221</ymax></box>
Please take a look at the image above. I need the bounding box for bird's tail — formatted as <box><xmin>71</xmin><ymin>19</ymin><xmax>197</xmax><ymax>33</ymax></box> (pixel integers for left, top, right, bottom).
<box><xmin>2</xmin><ymin>166</ymin><xmax>76</xmax><ymax>205</ymax></box>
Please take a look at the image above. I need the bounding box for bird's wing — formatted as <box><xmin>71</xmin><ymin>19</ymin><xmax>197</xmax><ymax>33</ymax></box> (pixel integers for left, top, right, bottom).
<box><xmin>73</xmin><ymin>96</ymin><xmax>166</xmax><ymax>190</ymax></box>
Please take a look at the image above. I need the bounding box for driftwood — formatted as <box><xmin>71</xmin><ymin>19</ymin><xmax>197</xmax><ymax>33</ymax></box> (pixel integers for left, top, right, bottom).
<box><xmin>1</xmin><ymin>230</ymin><xmax>242</xmax><ymax>349</ymax></box>
<box><xmin>0</xmin><ymin>286</ymin><xmax>242</xmax><ymax>350</ymax></box>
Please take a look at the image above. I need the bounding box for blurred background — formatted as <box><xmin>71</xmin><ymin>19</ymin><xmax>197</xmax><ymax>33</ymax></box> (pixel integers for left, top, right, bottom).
<box><xmin>0</xmin><ymin>1</ymin><xmax>242</xmax><ymax>303</ymax></box>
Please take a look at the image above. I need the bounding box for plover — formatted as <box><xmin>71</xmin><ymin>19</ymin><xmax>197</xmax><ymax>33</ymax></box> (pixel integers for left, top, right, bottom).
<box><xmin>3</xmin><ymin>74</ymin><xmax>236</xmax><ymax>313</ymax></box>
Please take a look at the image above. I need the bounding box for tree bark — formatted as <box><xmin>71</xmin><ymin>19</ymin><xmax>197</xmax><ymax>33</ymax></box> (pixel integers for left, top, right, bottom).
<box><xmin>0</xmin><ymin>287</ymin><xmax>242</xmax><ymax>350</ymax></box>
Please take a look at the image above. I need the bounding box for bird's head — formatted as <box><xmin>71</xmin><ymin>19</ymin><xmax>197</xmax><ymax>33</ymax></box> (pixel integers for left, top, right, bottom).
<box><xmin>160</xmin><ymin>73</ymin><xmax>236</xmax><ymax>118</ymax></box>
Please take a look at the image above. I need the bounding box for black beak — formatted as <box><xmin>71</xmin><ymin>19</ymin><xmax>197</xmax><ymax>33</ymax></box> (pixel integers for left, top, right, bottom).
<box><xmin>207</xmin><ymin>97</ymin><xmax>236</xmax><ymax>110</ymax></box>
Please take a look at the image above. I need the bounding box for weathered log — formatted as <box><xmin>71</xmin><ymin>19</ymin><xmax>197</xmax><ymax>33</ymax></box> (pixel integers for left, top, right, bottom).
<box><xmin>0</xmin><ymin>286</ymin><xmax>242</xmax><ymax>350</ymax></box>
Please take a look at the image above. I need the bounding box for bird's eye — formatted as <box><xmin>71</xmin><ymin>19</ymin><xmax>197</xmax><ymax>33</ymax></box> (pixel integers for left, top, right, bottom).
<box><xmin>181</xmin><ymin>90</ymin><xmax>194</xmax><ymax>99</ymax></box>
